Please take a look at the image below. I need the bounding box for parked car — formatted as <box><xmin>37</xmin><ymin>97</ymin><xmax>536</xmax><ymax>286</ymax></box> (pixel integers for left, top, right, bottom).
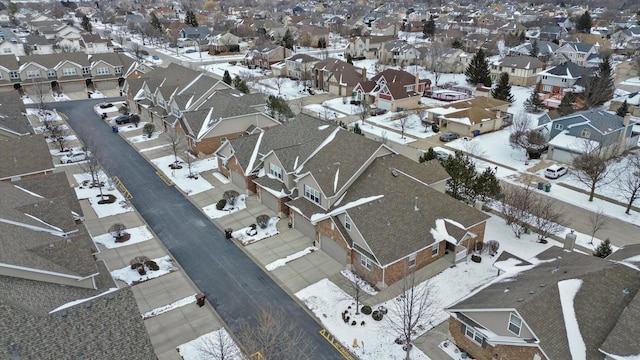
<box><xmin>439</xmin><ymin>132</ymin><xmax>460</xmax><ymax>142</ymax></box>
<box><xmin>434</xmin><ymin>149</ymin><xmax>451</xmax><ymax>160</ymax></box>
<box><xmin>115</xmin><ymin>114</ymin><xmax>132</xmax><ymax>124</ymax></box>
<box><xmin>185</xmin><ymin>49</ymin><xmax>197</xmax><ymax>54</ymax></box>
<box><xmin>370</xmin><ymin>108</ymin><xmax>387</xmax><ymax>116</ymax></box>
<box><xmin>152</xmin><ymin>55</ymin><xmax>161</xmax><ymax>61</ymax></box>
<box><xmin>60</xmin><ymin>151</ymin><xmax>88</xmax><ymax>164</ymax></box>
<box><xmin>544</xmin><ymin>165</ymin><xmax>568</xmax><ymax>179</ymax></box>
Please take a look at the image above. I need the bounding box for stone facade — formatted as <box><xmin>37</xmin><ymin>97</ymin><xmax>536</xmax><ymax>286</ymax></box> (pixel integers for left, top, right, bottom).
<box><xmin>449</xmin><ymin>317</ymin><xmax>547</xmax><ymax>360</ymax></box>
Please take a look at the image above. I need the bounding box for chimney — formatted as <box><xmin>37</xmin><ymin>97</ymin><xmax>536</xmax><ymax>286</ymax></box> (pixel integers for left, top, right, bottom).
<box><xmin>361</xmin><ymin>66</ymin><xmax>367</xmax><ymax>81</ymax></box>
<box><xmin>564</xmin><ymin>230</ymin><xmax>576</xmax><ymax>250</ymax></box>
<box><xmin>618</xmin><ymin>113</ymin><xmax>632</xmax><ymax>154</ymax></box>
<box><xmin>414</xmin><ymin>197</ymin><xmax>419</xmax><ymax>211</ymax></box>
<box><xmin>552</xmin><ymin>256</ymin><xmax>562</xmax><ymax>273</ymax></box>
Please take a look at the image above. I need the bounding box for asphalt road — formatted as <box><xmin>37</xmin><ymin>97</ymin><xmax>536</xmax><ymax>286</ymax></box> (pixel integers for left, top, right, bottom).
<box><xmin>47</xmin><ymin>98</ymin><xmax>342</xmax><ymax>359</ymax></box>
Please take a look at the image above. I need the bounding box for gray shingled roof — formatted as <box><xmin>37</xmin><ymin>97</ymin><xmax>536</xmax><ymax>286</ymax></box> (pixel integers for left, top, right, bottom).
<box><xmin>493</xmin><ymin>55</ymin><xmax>543</xmax><ymax>70</ymax></box>
<box><xmin>543</xmin><ymin>61</ymin><xmax>595</xmax><ymax>78</ymax></box>
<box><xmin>0</xmin><ymin>135</ymin><xmax>54</xmax><ymax>180</ymax></box>
<box><xmin>21</xmin><ymin>53</ymin><xmax>91</xmax><ymax>68</ymax></box>
<box><xmin>0</xmin><ymin>287</ymin><xmax>155</xmax><ymax>359</ymax></box>
<box><xmin>448</xmin><ymin>247</ymin><xmax>640</xmax><ymax>360</ymax></box>
<box><xmin>599</xmin><ymin>291</ymin><xmax>640</xmax><ymax>357</ymax></box>
<box><xmin>334</xmin><ymin>155</ymin><xmax>488</xmax><ymax>266</ymax></box>
<box><xmin>0</xmin><ymin>90</ymin><xmax>31</xmax><ymax>136</ymax></box>
<box><xmin>556</xmin><ymin>109</ymin><xmax>628</xmax><ymax>135</ymax></box>
<box><xmin>313</xmin><ymin>58</ymin><xmax>365</xmax><ymax>86</ymax></box>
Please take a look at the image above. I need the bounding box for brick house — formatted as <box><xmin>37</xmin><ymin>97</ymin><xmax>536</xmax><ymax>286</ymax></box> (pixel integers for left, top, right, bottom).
<box><xmin>490</xmin><ymin>56</ymin><xmax>543</xmax><ymax>86</ymax></box>
<box><xmin>312</xmin><ymin>58</ymin><xmax>367</xmax><ymax>96</ymax></box>
<box><xmin>353</xmin><ymin>68</ymin><xmax>428</xmax><ymax>111</ymax></box>
<box><xmin>446</xmin><ymin>247</ymin><xmax>640</xmax><ymax>360</ymax></box>
<box><xmin>216</xmin><ymin>114</ymin><xmax>490</xmax><ymax>289</ymax></box>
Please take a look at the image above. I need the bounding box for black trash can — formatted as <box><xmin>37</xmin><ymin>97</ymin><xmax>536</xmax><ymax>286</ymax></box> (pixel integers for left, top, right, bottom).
<box><xmin>225</xmin><ymin>228</ymin><xmax>233</xmax><ymax>239</ymax></box>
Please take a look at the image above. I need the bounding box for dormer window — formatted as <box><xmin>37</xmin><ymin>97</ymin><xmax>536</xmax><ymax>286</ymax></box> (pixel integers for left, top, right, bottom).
<box><xmin>82</xmin><ymin>67</ymin><xmax>90</xmax><ymax>75</ymax></box>
<box><xmin>62</xmin><ymin>68</ymin><xmax>77</xmax><ymax>76</ymax></box>
<box><xmin>269</xmin><ymin>163</ymin><xmax>283</xmax><ymax>180</ymax></box>
<box><xmin>26</xmin><ymin>70</ymin><xmax>40</xmax><ymax>79</ymax></box>
<box><xmin>581</xmin><ymin>129</ymin><xmax>591</xmax><ymax>138</ymax></box>
<box><xmin>554</xmin><ymin>123</ymin><xmax>564</xmax><ymax>130</ymax></box>
<box><xmin>172</xmin><ymin>107</ymin><xmax>181</xmax><ymax>117</ymax></box>
<box><xmin>304</xmin><ymin>184</ymin><xmax>320</xmax><ymax>205</ymax></box>
<box><xmin>114</xmin><ymin>66</ymin><xmax>122</xmax><ymax>74</ymax></box>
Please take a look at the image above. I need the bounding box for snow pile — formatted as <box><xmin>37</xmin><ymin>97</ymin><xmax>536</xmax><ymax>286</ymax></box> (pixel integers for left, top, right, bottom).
<box><xmin>127</xmin><ymin>132</ymin><xmax>162</xmax><ymax>143</ymax></box>
<box><xmin>151</xmin><ymin>155</ymin><xmax>217</xmax><ymax>196</ymax></box>
<box><xmin>232</xmin><ymin>217</ymin><xmax>280</xmax><ymax>245</ymax></box>
<box><xmin>558</xmin><ymin>279</ymin><xmax>586</xmax><ymax>359</ymax></box>
<box><xmin>202</xmin><ymin>194</ymin><xmax>247</xmax><ymax>219</ymax></box>
<box><xmin>176</xmin><ymin>328</ymin><xmax>243</xmax><ymax>360</ymax></box>
<box><xmin>340</xmin><ymin>270</ymin><xmax>378</xmax><ymax>295</ymax></box>
<box><xmin>111</xmin><ymin>255</ymin><xmax>178</xmax><ymax>285</ymax></box>
<box><xmin>73</xmin><ymin>172</ymin><xmax>134</xmax><ymax>218</ymax></box>
<box><xmin>91</xmin><ymin>225</ymin><xmax>154</xmax><ymax>249</ymax></box>
<box><xmin>266</xmin><ymin>247</ymin><xmax>316</xmax><ymax>271</ymax></box>
<box><xmin>141</xmin><ymin>294</ymin><xmax>197</xmax><ymax>320</ymax></box>
<box><xmin>212</xmin><ymin>172</ymin><xmax>231</xmax><ymax>184</ymax></box>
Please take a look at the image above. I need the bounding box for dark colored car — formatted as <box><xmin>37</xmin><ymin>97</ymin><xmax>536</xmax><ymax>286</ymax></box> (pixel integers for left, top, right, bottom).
<box><xmin>439</xmin><ymin>132</ymin><xmax>460</xmax><ymax>142</ymax></box>
<box><xmin>370</xmin><ymin>108</ymin><xmax>387</xmax><ymax>116</ymax></box>
<box><xmin>115</xmin><ymin>114</ymin><xmax>132</xmax><ymax>124</ymax></box>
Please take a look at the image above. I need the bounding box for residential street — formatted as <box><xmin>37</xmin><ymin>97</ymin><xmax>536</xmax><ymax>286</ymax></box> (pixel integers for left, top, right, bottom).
<box><xmin>49</xmin><ymin>98</ymin><xmax>344</xmax><ymax>359</ymax></box>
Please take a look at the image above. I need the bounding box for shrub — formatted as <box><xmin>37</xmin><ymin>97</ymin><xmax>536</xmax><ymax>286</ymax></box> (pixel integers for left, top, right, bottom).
<box><xmin>223</xmin><ymin>190</ymin><xmax>240</xmax><ymax>206</ymax></box>
<box><xmin>229</xmin><ymin>60</ymin><xmax>237</xmax><ymax>65</ymax></box>
<box><xmin>145</xmin><ymin>260</ymin><xmax>159</xmax><ymax>271</ymax></box>
<box><xmin>137</xmin><ymin>267</ymin><xmax>146</xmax><ymax>275</ymax></box>
<box><xmin>250</xmin><ymin>224</ymin><xmax>257</xmax><ymax>231</ymax></box>
<box><xmin>372</xmin><ymin>310</ymin><xmax>383</xmax><ymax>321</ymax></box>
<box><xmin>108</xmin><ymin>223</ymin><xmax>127</xmax><ymax>238</ymax></box>
<box><xmin>256</xmin><ymin>214</ymin><xmax>270</xmax><ymax>229</ymax></box>
<box><xmin>97</xmin><ymin>194</ymin><xmax>117</xmax><ymax>204</ymax></box>
<box><xmin>216</xmin><ymin>199</ymin><xmax>227</xmax><ymax>210</ymax></box>
<box><xmin>361</xmin><ymin>305</ymin><xmax>372</xmax><ymax>315</ymax></box>
<box><xmin>143</xmin><ymin>123</ymin><xmax>155</xmax><ymax>138</ymax></box>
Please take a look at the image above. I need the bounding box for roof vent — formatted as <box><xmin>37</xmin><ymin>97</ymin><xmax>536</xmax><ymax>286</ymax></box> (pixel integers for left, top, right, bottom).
<box><xmin>60</xmin><ymin>309</ymin><xmax>68</xmax><ymax>318</ymax></box>
<box><xmin>623</xmin><ymin>288</ymin><xmax>630</xmax><ymax>295</ymax></box>
<box><xmin>529</xmin><ymin>291</ymin><xmax>534</xmax><ymax>294</ymax></box>
<box><xmin>517</xmin><ymin>298</ymin><xmax>524</xmax><ymax>302</ymax></box>
<box><xmin>386</xmin><ymin>219</ymin><xmax>391</xmax><ymax>226</ymax></box>
<box><xmin>84</xmin><ymin>302</ymin><xmax>92</xmax><ymax>309</ymax></box>
<box><xmin>540</xmin><ymin>283</ymin><xmax>545</xmax><ymax>287</ymax></box>
<box><xmin>391</xmin><ymin>169</ymin><xmax>398</xmax><ymax>177</ymax></box>
<box><xmin>66</xmin><ymin>238</ymin><xmax>72</xmax><ymax>244</ymax></box>
<box><xmin>107</xmin><ymin>294</ymin><xmax>115</xmax><ymax>301</ymax></box>
<box><xmin>49</xmin><ymin>243</ymin><xmax>54</xmax><ymax>248</ymax></box>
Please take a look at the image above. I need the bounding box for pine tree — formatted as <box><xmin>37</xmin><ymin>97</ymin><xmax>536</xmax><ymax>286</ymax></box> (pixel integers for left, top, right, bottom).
<box><xmin>419</xmin><ymin>148</ymin><xmax>437</xmax><ymax>163</ymax></box>
<box><xmin>557</xmin><ymin>92</ymin><xmax>576</xmax><ymax>116</ymax></box>
<box><xmin>441</xmin><ymin>151</ymin><xmax>477</xmax><ymax>201</ymax></box>
<box><xmin>150</xmin><ymin>12</ymin><xmax>162</xmax><ymax>31</ymax></box>
<box><xmin>473</xmin><ymin>166</ymin><xmax>501</xmax><ymax>202</ymax></box>
<box><xmin>222</xmin><ymin>70</ymin><xmax>232</xmax><ymax>85</ymax></box>
<box><xmin>81</xmin><ymin>15</ymin><xmax>92</xmax><ymax>33</ymax></box>
<box><xmin>422</xmin><ymin>15</ymin><xmax>435</xmax><ymax>38</ymax></box>
<box><xmin>616</xmin><ymin>99</ymin><xmax>629</xmax><ymax>117</ymax></box>
<box><xmin>584</xmin><ymin>55</ymin><xmax>614</xmax><ymax>109</ymax></box>
<box><xmin>593</xmin><ymin>238</ymin><xmax>613</xmax><ymax>258</ymax></box>
<box><xmin>523</xmin><ymin>83</ymin><xmax>545</xmax><ymax>113</ymax></box>
<box><xmin>576</xmin><ymin>10</ymin><xmax>593</xmax><ymax>33</ymax></box>
<box><xmin>491</xmin><ymin>72</ymin><xmax>515</xmax><ymax>103</ymax></box>
<box><xmin>266</xmin><ymin>95</ymin><xmax>293</xmax><ymax>120</ymax></box>
<box><xmin>233</xmin><ymin>75</ymin><xmax>250</xmax><ymax>93</ymax></box>
<box><xmin>529</xmin><ymin>40</ymin><xmax>539</xmax><ymax>57</ymax></box>
<box><xmin>465</xmin><ymin>48</ymin><xmax>491</xmax><ymax>86</ymax></box>
<box><xmin>185</xmin><ymin>10</ymin><xmax>198</xmax><ymax>27</ymax></box>
<box><xmin>318</xmin><ymin>37</ymin><xmax>327</xmax><ymax>48</ymax></box>
<box><xmin>452</xmin><ymin>38</ymin><xmax>463</xmax><ymax>49</ymax></box>
<box><xmin>281</xmin><ymin>29</ymin><xmax>294</xmax><ymax>50</ymax></box>
<box><xmin>346</xmin><ymin>53</ymin><xmax>353</xmax><ymax>65</ymax></box>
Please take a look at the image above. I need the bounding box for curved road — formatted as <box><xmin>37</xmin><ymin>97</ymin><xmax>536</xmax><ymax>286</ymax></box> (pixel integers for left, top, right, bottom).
<box><xmin>48</xmin><ymin>98</ymin><xmax>342</xmax><ymax>359</ymax></box>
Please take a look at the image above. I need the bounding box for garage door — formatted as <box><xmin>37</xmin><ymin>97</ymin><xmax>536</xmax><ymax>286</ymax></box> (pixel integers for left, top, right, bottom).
<box><xmin>61</xmin><ymin>82</ymin><xmax>85</xmax><ymax>93</ymax></box>
<box><xmin>549</xmin><ymin>147</ymin><xmax>575</xmax><ymax>164</ymax></box>
<box><xmin>378</xmin><ymin>99</ymin><xmax>392</xmax><ymax>111</ymax></box>
<box><xmin>294</xmin><ymin>215</ymin><xmax>316</xmax><ymax>241</ymax></box>
<box><xmin>321</xmin><ymin>235</ymin><xmax>347</xmax><ymax>266</ymax></box>
<box><xmin>230</xmin><ymin>170</ymin><xmax>245</xmax><ymax>190</ymax></box>
<box><xmin>96</xmin><ymin>80</ymin><xmax>117</xmax><ymax>91</ymax></box>
<box><xmin>260</xmin><ymin>188</ymin><xmax>279</xmax><ymax>214</ymax></box>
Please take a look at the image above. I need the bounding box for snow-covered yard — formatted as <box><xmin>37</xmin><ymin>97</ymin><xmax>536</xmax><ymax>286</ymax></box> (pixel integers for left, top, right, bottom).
<box><xmin>73</xmin><ymin>172</ymin><xmax>133</xmax><ymax>218</ymax></box>
<box><xmin>177</xmin><ymin>328</ymin><xmax>243</xmax><ymax>360</ymax></box>
<box><xmin>151</xmin><ymin>155</ymin><xmax>217</xmax><ymax>195</ymax></box>
<box><xmin>91</xmin><ymin>225</ymin><xmax>154</xmax><ymax>249</ymax></box>
<box><xmin>352</xmin><ymin>120</ymin><xmax>417</xmax><ymax>145</ymax></box>
<box><xmin>117</xmin><ymin>122</ymin><xmax>149</xmax><ymax>133</ymax></box>
<box><xmin>127</xmin><ymin>132</ymin><xmax>163</xmax><ymax>143</ymax></box>
<box><xmin>202</xmin><ymin>194</ymin><xmax>248</xmax><ymax>219</ymax></box>
<box><xmin>232</xmin><ymin>216</ymin><xmax>281</xmax><ymax>245</ymax></box>
<box><xmin>111</xmin><ymin>255</ymin><xmax>178</xmax><ymax>285</ymax></box>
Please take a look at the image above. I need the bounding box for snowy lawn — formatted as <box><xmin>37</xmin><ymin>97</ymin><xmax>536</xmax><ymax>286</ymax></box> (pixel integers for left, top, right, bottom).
<box><xmin>266</xmin><ymin>247</ymin><xmax>317</xmax><ymax>271</ymax></box>
<box><xmin>151</xmin><ymin>155</ymin><xmax>217</xmax><ymax>196</ymax></box>
<box><xmin>304</xmin><ymin>104</ymin><xmax>347</xmax><ymax>121</ymax></box>
<box><xmin>352</xmin><ymin>120</ymin><xmax>416</xmax><ymax>145</ymax></box>
<box><xmin>26</xmin><ymin>108</ymin><xmax>64</xmax><ymax>122</ymax></box>
<box><xmin>232</xmin><ymin>216</ymin><xmax>281</xmax><ymax>245</ymax></box>
<box><xmin>91</xmin><ymin>225</ymin><xmax>154</xmax><ymax>249</ymax></box>
<box><xmin>367</xmin><ymin>112</ymin><xmax>439</xmax><ymax>139</ymax></box>
<box><xmin>202</xmin><ymin>194</ymin><xmax>248</xmax><ymax>219</ymax></box>
<box><xmin>251</xmin><ymin>77</ymin><xmax>310</xmax><ymax>100</ymax></box>
<box><xmin>141</xmin><ymin>294</ymin><xmax>196</xmax><ymax>320</ymax></box>
<box><xmin>127</xmin><ymin>132</ymin><xmax>163</xmax><ymax>143</ymax></box>
<box><xmin>117</xmin><ymin>122</ymin><xmax>148</xmax><ymax>132</ymax></box>
<box><xmin>111</xmin><ymin>255</ymin><xmax>178</xmax><ymax>285</ymax></box>
<box><xmin>73</xmin><ymin>173</ymin><xmax>133</xmax><ymax>218</ymax></box>
<box><xmin>177</xmin><ymin>328</ymin><xmax>243</xmax><ymax>360</ymax></box>
<box><xmin>89</xmin><ymin>90</ymin><xmax>106</xmax><ymax>98</ymax></box>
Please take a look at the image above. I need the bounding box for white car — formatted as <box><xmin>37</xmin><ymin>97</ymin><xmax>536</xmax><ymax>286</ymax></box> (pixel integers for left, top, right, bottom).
<box><xmin>544</xmin><ymin>165</ymin><xmax>568</xmax><ymax>179</ymax></box>
<box><xmin>60</xmin><ymin>151</ymin><xmax>88</xmax><ymax>164</ymax></box>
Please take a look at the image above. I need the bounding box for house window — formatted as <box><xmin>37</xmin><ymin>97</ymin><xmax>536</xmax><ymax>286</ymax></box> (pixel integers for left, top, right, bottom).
<box><xmin>62</xmin><ymin>68</ymin><xmax>77</xmax><ymax>76</ymax></box>
<box><xmin>114</xmin><ymin>66</ymin><xmax>122</xmax><ymax>74</ymax></box>
<box><xmin>345</xmin><ymin>214</ymin><xmax>351</xmax><ymax>230</ymax></box>
<box><xmin>409</xmin><ymin>253</ymin><xmax>417</xmax><ymax>267</ymax></box>
<box><xmin>3</xmin><ymin>47</ymin><xmax>11</xmax><ymax>53</ymax></box>
<box><xmin>145</xmin><ymin>91</ymin><xmax>152</xmax><ymax>100</ymax></box>
<box><xmin>269</xmin><ymin>163</ymin><xmax>283</xmax><ymax>180</ymax></box>
<box><xmin>96</xmin><ymin>67</ymin><xmax>109</xmax><ymax>75</ymax></box>
<box><xmin>82</xmin><ymin>67</ymin><xmax>90</xmax><ymax>75</ymax></box>
<box><xmin>360</xmin><ymin>254</ymin><xmax>373</xmax><ymax>270</ymax></box>
<box><xmin>432</xmin><ymin>243</ymin><xmax>439</xmax><ymax>257</ymax></box>
<box><xmin>172</xmin><ymin>107</ymin><xmax>181</xmax><ymax>117</ymax></box>
<box><xmin>561</xmin><ymin>78</ymin><xmax>567</xmax><ymax>83</ymax></box>
<box><xmin>87</xmin><ymin>43</ymin><xmax>93</xmax><ymax>48</ymax></box>
<box><xmin>9</xmin><ymin>70</ymin><xmax>19</xmax><ymax>79</ymax></box>
<box><xmin>508</xmin><ymin>313</ymin><xmax>522</xmax><ymax>336</ymax></box>
<box><xmin>47</xmin><ymin>69</ymin><xmax>56</xmax><ymax>77</ymax></box>
<box><xmin>542</xmin><ymin>75</ymin><xmax>548</xmax><ymax>80</ymax></box>
<box><xmin>460</xmin><ymin>322</ymin><xmax>488</xmax><ymax>346</ymax></box>
<box><xmin>543</xmin><ymin>85</ymin><xmax>552</xmax><ymax>92</ymax></box>
<box><xmin>581</xmin><ymin>129</ymin><xmax>591</xmax><ymax>138</ymax></box>
<box><xmin>304</xmin><ymin>184</ymin><xmax>321</xmax><ymax>204</ymax></box>
<box><xmin>554</xmin><ymin>123</ymin><xmax>564</xmax><ymax>130</ymax></box>
<box><xmin>157</xmin><ymin>98</ymin><xmax>165</xmax><ymax>107</ymax></box>
<box><xmin>511</xmin><ymin>68</ymin><xmax>515</xmax><ymax>73</ymax></box>
<box><xmin>26</xmin><ymin>70</ymin><xmax>40</xmax><ymax>79</ymax></box>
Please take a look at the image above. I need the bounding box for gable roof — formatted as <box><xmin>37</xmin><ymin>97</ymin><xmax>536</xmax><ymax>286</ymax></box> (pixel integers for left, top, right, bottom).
<box><xmin>492</xmin><ymin>55</ymin><xmax>543</xmax><ymax>70</ymax></box>
<box><xmin>313</xmin><ymin>58</ymin><xmax>365</xmax><ymax>86</ymax></box>
<box><xmin>0</xmin><ymin>91</ymin><xmax>31</xmax><ymax>136</ymax></box>
<box><xmin>448</xmin><ymin>247</ymin><xmax>640</xmax><ymax>360</ymax></box>
<box><xmin>540</xmin><ymin>61</ymin><xmax>595</xmax><ymax>78</ymax></box>
<box><xmin>0</xmin><ymin>135</ymin><xmax>54</xmax><ymax>180</ymax></box>
<box><xmin>554</xmin><ymin>109</ymin><xmax>628</xmax><ymax>135</ymax></box>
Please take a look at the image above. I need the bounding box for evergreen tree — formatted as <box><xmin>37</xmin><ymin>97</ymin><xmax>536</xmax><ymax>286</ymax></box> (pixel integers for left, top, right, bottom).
<box><xmin>491</xmin><ymin>72</ymin><xmax>515</xmax><ymax>103</ymax></box>
<box><xmin>317</xmin><ymin>37</ymin><xmax>327</xmax><ymax>48</ymax></box>
<box><xmin>616</xmin><ymin>99</ymin><xmax>629</xmax><ymax>117</ymax></box>
<box><xmin>593</xmin><ymin>239</ymin><xmax>613</xmax><ymax>258</ymax></box>
<box><xmin>557</xmin><ymin>92</ymin><xmax>576</xmax><ymax>116</ymax></box>
<box><xmin>465</xmin><ymin>48</ymin><xmax>491</xmax><ymax>86</ymax></box>
<box><xmin>529</xmin><ymin>40</ymin><xmax>539</xmax><ymax>57</ymax></box>
<box><xmin>422</xmin><ymin>15</ymin><xmax>436</xmax><ymax>38</ymax></box>
<box><xmin>184</xmin><ymin>10</ymin><xmax>198</xmax><ymax>27</ymax></box>
<box><xmin>222</xmin><ymin>70</ymin><xmax>232</xmax><ymax>85</ymax></box>
<box><xmin>346</xmin><ymin>53</ymin><xmax>353</xmax><ymax>65</ymax></box>
<box><xmin>81</xmin><ymin>15</ymin><xmax>92</xmax><ymax>33</ymax></box>
<box><xmin>266</xmin><ymin>95</ymin><xmax>293</xmax><ymax>120</ymax></box>
<box><xmin>352</xmin><ymin>122</ymin><xmax>364</xmax><ymax>135</ymax></box>
<box><xmin>419</xmin><ymin>148</ymin><xmax>437</xmax><ymax>163</ymax></box>
<box><xmin>233</xmin><ymin>75</ymin><xmax>250</xmax><ymax>93</ymax></box>
<box><xmin>584</xmin><ymin>55</ymin><xmax>614</xmax><ymax>109</ymax></box>
<box><xmin>281</xmin><ymin>29</ymin><xmax>294</xmax><ymax>50</ymax></box>
<box><xmin>576</xmin><ymin>10</ymin><xmax>593</xmax><ymax>33</ymax></box>
<box><xmin>150</xmin><ymin>12</ymin><xmax>162</xmax><ymax>31</ymax></box>
<box><xmin>441</xmin><ymin>151</ymin><xmax>477</xmax><ymax>201</ymax></box>
<box><xmin>473</xmin><ymin>166</ymin><xmax>501</xmax><ymax>202</ymax></box>
<box><xmin>451</xmin><ymin>38</ymin><xmax>463</xmax><ymax>49</ymax></box>
<box><xmin>523</xmin><ymin>83</ymin><xmax>545</xmax><ymax>113</ymax></box>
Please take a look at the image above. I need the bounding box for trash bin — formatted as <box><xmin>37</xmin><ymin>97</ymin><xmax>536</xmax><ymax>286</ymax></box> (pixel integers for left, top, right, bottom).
<box><xmin>473</xmin><ymin>130</ymin><xmax>481</xmax><ymax>137</ymax></box>
<box><xmin>538</xmin><ymin>182</ymin><xmax>544</xmax><ymax>190</ymax></box>
<box><xmin>195</xmin><ymin>293</ymin><xmax>206</xmax><ymax>307</ymax></box>
<box><xmin>224</xmin><ymin>228</ymin><xmax>233</xmax><ymax>239</ymax></box>
<box><xmin>111</xmin><ymin>125</ymin><xmax>118</xmax><ymax>133</ymax></box>
<box><xmin>545</xmin><ymin>183</ymin><xmax>552</xmax><ymax>192</ymax></box>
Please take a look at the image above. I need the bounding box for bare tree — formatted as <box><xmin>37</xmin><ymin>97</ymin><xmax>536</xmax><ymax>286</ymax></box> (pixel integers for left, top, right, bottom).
<box><xmin>183</xmin><ymin>140</ymin><xmax>197</xmax><ymax>179</ymax></box>
<box><xmin>426</xmin><ymin>42</ymin><xmax>445</xmax><ymax>87</ymax></box>
<box><xmin>386</xmin><ymin>268</ymin><xmax>437</xmax><ymax>360</ymax></box>
<box><xmin>273</xmin><ymin>75</ymin><xmax>286</xmax><ymax>95</ymax></box>
<box><xmin>572</xmin><ymin>139</ymin><xmax>619</xmax><ymax>202</ymax></box>
<box><xmin>130</xmin><ymin>42</ymin><xmax>144</xmax><ymax>63</ymax></box>
<box><xmin>237</xmin><ymin>308</ymin><xmax>315</xmax><ymax>359</ymax></box>
<box><xmin>166</xmin><ymin>126</ymin><xmax>185</xmax><ymax>165</ymax></box>
<box><xmin>588</xmin><ymin>207</ymin><xmax>609</xmax><ymax>245</ymax></box>
<box><xmin>529</xmin><ymin>196</ymin><xmax>566</xmax><ymax>241</ymax></box>
<box><xmin>392</xmin><ymin>113</ymin><xmax>410</xmax><ymax>139</ymax></box>
<box><xmin>195</xmin><ymin>329</ymin><xmax>241</xmax><ymax>360</ymax></box>
<box><xmin>50</xmin><ymin>124</ymin><xmax>69</xmax><ymax>152</ymax></box>
<box><xmin>500</xmin><ymin>180</ymin><xmax>537</xmax><ymax>238</ymax></box>
<box><xmin>416</xmin><ymin>109</ymin><xmax>430</xmax><ymax>132</ymax></box>
<box><xmin>32</xmin><ymin>79</ymin><xmax>49</xmax><ymax>113</ymax></box>
<box><xmin>509</xmin><ymin>112</ymin><xmax>547</xmax><ymax>159</ymax></box>
<box><xmin>616</xmin><ymin>152</ymin><xmax>640</xmax><ymax>215</ymax></box>
<box><xmin>358</xmin><ymin>97</ymin><xmax>370</xmax><ymax>125</ymax></box>
<box><xmin>80</xmin><ymin>146</ymin><xmax>106</xmax><ymax>200</ymax></box>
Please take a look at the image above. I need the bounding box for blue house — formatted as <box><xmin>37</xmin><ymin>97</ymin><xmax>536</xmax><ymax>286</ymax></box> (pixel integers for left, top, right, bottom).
<box><xmin>546</xmin><ymin>110</ymin><xmax>637</xmax><ymax>163</ymax></box>
<box><xmin>179</xmin><ymin>26</ymin><xmax>211</xmax><ymax>41</ymax></box>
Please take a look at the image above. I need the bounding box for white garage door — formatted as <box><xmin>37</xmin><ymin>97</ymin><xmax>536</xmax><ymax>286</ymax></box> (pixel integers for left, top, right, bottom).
<box><xmin>295</xmin><ymin>216</ymin><xmax>316</xmax><ymax>241</ymax></box>
<box><xmin>260</xmin><ymin>188</ymin><xmax>279</xmax><ymax>214</ymax></box>
<box><xmin>378</xmin><ymin>99</ymin><xmax>392</xmax><ymax>111</ymax></box>
<box><xmin>549</xmin><ymin>148</ymin><xmax>575</xmax><ymax>165</ymax></box>
<box><xmin>61</xmin><ymin>82</ymin><xmax>86</xmax><ymax>93</ymax></box>
<box><xmin>230</xmin><ymin>170</ymin><xmax>245</xmax><ymax>190</ymax></box>
<box><xmin>321</xmin><ymin>235</ymin><xmax>347</xmax><ymax>266</ymax></box>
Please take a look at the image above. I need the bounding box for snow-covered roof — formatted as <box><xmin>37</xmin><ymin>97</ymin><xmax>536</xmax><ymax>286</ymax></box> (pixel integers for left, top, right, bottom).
<box><xmin>548</xmin><ymin>131</ymin><xmax>599</xmax><ymax>152</ymax></box>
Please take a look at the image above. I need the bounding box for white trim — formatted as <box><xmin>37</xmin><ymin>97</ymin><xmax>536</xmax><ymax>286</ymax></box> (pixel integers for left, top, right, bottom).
<box><xmin>0</xmin><ymin>262</ymin><xmax>86</xmax><ymax>280</ymax></box>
